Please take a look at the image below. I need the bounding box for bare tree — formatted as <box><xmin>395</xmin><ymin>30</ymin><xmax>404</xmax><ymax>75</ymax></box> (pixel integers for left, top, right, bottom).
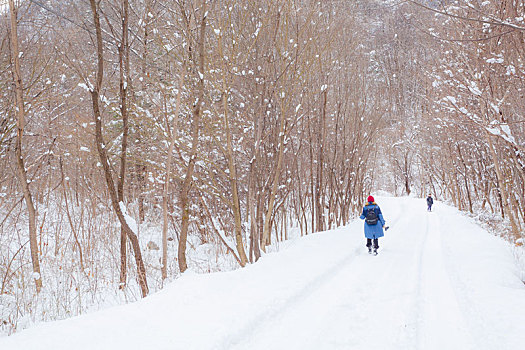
<box><xmin>8</xmin><ymin>0</ymin><xmax>43</xmax><ymax>294</ymax></box>
<box><xmin>177</xmin><ymin>0</ymin><xmax>207</xmax><ymax>273</ymax></box>
<box><xmin>88</xmin><ymin>0</ymin><xmax>148</xmax><ymax>297</ymax></box>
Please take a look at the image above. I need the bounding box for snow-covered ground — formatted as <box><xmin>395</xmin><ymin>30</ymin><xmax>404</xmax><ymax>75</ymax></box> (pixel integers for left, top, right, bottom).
<box><xmin>1</xmin><ymin>196</ymin><xmax>524</xmax><ymax>350</ymax></box>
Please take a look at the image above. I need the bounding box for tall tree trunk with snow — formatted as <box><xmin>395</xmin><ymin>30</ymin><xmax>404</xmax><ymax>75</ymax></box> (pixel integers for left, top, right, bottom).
<box><xmin>178</xmin><ymin>3</ymin><xmax>206</xmax><ymax>273</ymax></box>
<box><xmin>162</xmin><ymin>73</ymin><xmax>183</xmax><ymax>280</ymax></box>
<box><xmin>118</xmin><ymin>0</ymin><xmax>131</xmax><ymax>290</ymax></box>
<box><xmin>315</xmin><ymin>88</ymin><xmax>327</xmax><ymax>233</ymax></box>
<box><xmin>486</xmin><ymin>132</ymin><xmax>519</xmax><ymax>239</ymax></box>
<box><xmin>136</xmin><ymin>0</ymin><xmax>152</xmax><ymax>224</ymax></box>
<box><xmin>215</xmin><ymin>16</ymin><xmax>248</xmax><ymax>267</ymax></box>
<box><xmin>89</xmin><ymin>0</ymin><xmax>148</xmax><ymax>297</ymax></box>
<box><xmin>222</xmin><ymin>92</ymin><xmax>248</xmax><ymax>267</ymax></box>
<box><xmin>248</xmin><ymin>114</ymin><xmax>263</xmax><ymax>261</ymax></box>
<box><xmin>261</xmin><ymin>105</ymin><xmax>287</xmax><ymax>251</ymax></box>
<box><xmin>8</xmin><ymin>0</ymin><xmax>42</xmax><ymax>293</ymax></box>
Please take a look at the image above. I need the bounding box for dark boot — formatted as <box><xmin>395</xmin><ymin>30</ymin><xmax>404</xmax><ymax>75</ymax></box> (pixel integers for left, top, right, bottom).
<box><xmin>366</xmin><ymin>239</ymin><xmax>373</xmax><ymax>254</ymax></box>
<box><xmin>373</xmin><ymin>239</ymin><xmax>379</xmax><ymax>255</ymax></box>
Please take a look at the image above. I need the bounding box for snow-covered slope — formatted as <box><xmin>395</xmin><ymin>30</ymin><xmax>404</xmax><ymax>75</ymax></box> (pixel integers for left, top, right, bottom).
<box><xmin>2</xmin><ymin>197</ymin><xmax>524</xmax><ymax>350</ymax></box>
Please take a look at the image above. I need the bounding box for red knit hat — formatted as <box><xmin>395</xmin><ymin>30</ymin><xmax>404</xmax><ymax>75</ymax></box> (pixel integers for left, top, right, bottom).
<box><xmin>367</xmin><ymin>195</ymin><xmax>374</xmax><ymax>203</ymax></box>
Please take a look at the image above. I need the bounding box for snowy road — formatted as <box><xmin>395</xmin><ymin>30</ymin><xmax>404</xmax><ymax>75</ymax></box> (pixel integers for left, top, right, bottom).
<box><xmin>2</xmin><ymin>196</ymin><xmax>525</xmax><ymax>350</ymax></box>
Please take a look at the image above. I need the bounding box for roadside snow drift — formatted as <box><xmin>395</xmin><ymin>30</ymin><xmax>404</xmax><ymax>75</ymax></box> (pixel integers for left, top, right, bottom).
<box><xmin>2</xmin><ymin>197</ymin><xmax>524</xmax><ymax>350</ymax></box>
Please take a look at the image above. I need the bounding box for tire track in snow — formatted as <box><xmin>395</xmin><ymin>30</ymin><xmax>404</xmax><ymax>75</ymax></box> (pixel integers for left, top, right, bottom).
<box><xmin>437</xmin><ymin>210</ymin><xmax>495</xmax><ymax>350</ymax></box>
<box><xmin>416</xmin><ymin>206</ymin><xmax>476</xmax><ymax>350</ymax></box>
<box><xmin>216</xmin><ymin>244</ymin><xmax>364</xmax><ymax>350</ymax></box>
<box><xmin>412</xmin><ymin>205</ymin><xmax>431</xmax><ymax>349</ymax></box>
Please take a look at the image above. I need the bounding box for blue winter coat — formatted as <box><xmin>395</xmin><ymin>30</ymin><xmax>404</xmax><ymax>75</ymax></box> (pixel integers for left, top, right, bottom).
<box><xmin>359</xmin><ymin>203</ymin><xmax>386</xmax><ymax>239</ymax></box>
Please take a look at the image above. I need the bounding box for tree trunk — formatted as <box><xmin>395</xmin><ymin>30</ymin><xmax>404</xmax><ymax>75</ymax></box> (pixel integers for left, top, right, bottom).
<box><xmin>222</xmin><ymin>95</ymin><xmax>248</xmax><ymax>266</ymax></box>
<box><xmin>162</xmin><ymin>73</ymin><xmax>183</xmax><ymax>280</ymax></box>
<box><xmin>261</xmin><ymin>108</ymin><xmax>287</xmax><ymax>251</ymax></box>
<box><xmin>117</xmin><ymin>0</ymin><xmax>130</xmax><ymax>290</ymax></box>
<box><xmin>486</xmin><ymin>132</ymin><xmax>519</xmax><ymax>239</ymax></box>
<box><xmin>89</xmin><ymin>0</ymin><xmax>148</xmax><ymax>297</ymax></box>
<box><xmin>136</xmin><ymin>0</ymin><xmax>152</xmax><ymax>225</ymax></box>
<box><xmin>456</xmin><ymin>145</ymin><xmax>473</xmax><ymax>213</ymax></box>
<box><xmin>216</xmin><ymin>22</ymin><xmax>248</xmax><ymax>266</ymax></box>
<box><xmin>316</xmin><ymin>89</ymin><xmax>327</xmax><ymax>232</ymax></box>
<box><xmin>8</xmin><ymin>0</ymin><xmax>43</xmax><ymax>293</ymax></box>
<box><xmin>404</xmin><ymin>152</ymin><xmax>411</xmax><ymax>195</ymax></box>
<box><xmin>137</xmin><ymin>164</ymin><xmax>146</xmax><ymax>222</ymax></box>
<box><xmin>178</xmin><ymin>4</ymin><xmax>206</xmax><ymax>273</ymax></box>
<box><xmin>60</xmin><ymin>159</ymin><xmax>84</xmax><ymax>272</ymax></box>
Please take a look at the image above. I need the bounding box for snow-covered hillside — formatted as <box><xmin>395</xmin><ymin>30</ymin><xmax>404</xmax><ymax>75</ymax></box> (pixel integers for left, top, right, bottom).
<box><xmin>1</xmin><ymin>197</ymin><xmax>524</xmax><ymax>350</ymax></box>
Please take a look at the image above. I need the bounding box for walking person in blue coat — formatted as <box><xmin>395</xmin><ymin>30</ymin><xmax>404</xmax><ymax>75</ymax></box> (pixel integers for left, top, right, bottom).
<box><xmin>359</xmin><ymin>195</ymin><xmax>386</xmax><ymax>255</ymax></box>
<box><xmin>426</xmin><ymin>194</ymin><xmax>433</xmax><ymax>211</ymax></box>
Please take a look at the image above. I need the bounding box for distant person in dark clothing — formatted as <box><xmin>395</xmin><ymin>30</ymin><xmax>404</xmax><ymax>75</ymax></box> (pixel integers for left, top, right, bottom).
<box><xmin>359</xmin><ymin>195</ymin><xmax>386</xmax><ymax>255</ymax></box>
<box><xmin>427</xmin><ymin>194</ymin><xmax>433</xmax><ymax>211</ymax></box>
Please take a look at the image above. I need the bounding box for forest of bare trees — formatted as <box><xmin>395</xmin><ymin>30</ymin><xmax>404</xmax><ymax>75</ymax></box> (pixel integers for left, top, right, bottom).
<box><xmin>0</xmin><ymin>0</ymin><xmax>523</xmax><ymax>335</ymax></box>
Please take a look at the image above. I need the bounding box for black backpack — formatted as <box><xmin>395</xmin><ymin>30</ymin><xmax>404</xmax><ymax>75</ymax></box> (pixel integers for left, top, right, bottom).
<box><xmin>365</xmin><ymin>207</ymin><xmax>379</xmax><ymax>225</ymax></box>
